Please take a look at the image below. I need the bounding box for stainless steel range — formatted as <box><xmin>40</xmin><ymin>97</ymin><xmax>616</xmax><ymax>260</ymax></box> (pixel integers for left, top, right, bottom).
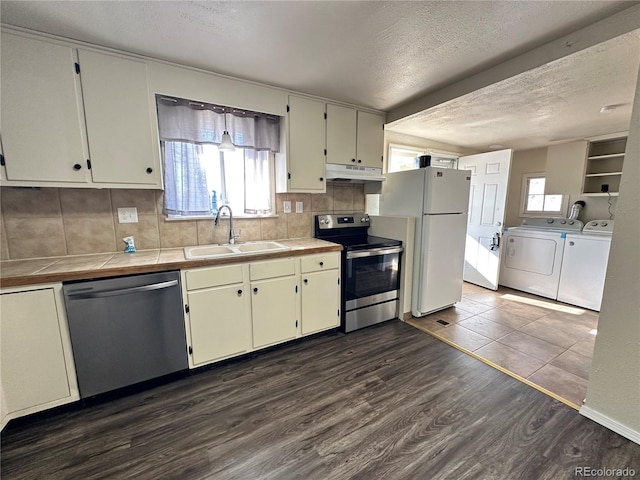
<box><xmin>314</xmin><ymin>213</ymin><xmax>403</xmax><ymax>332</ymax></box>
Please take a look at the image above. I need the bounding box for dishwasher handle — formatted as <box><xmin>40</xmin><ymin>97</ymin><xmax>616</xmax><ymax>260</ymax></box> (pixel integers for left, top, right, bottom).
<box><xmin>66</xmin><ymin>279</ymin><xmax>179</xmax><ymax>300</ymax></box>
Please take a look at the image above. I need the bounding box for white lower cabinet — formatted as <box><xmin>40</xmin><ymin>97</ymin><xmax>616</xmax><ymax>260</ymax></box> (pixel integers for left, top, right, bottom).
<box><xmin>300</xmin><ymin>253</ymin><xmax>340</xmax><ymax>335</ymax></box>
<box><xmin>251</xmin><ymin>275</ymin><xmax>298</xmax><ymax>348</ymax></box>
<box><xmin>182</xmin><ymin>252</ymin><xmax>340</xmax><ymax>368</ymax></box>
<box><xmin>0</xmin><ymin>284</ymin><xmax>79</xmax><ymax>429</ymax></box>
<box><xmin>183</xmin><ymin>264</ymin><xmax>252</xmax><ymax>367</ymax></box>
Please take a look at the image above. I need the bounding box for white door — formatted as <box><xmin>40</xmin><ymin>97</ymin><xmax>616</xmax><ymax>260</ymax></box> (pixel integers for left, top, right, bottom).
<box><xmin>459</xmin><ymin>149</ymin><xmax>512</xmax><ymax>290</ymax></box>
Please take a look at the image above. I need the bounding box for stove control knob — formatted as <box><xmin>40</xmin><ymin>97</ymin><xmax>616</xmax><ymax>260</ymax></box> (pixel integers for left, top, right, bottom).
<box><xmin>601</xmin><ymin>222</ymin><xmax>608</xmax><ymax>227</ymax></box>
<box><xmin>560</xmin><ymin>219</ymin><xmax>567</xmax><ymax>224</ymax></box>
<box><xmin>546</xmin><ymin>218</ymin><xmax>554</xmax><ymax>223</ymax></box>
<box><xmin>361</xmin><ymin>217</ymin><xmax>367</xmax><ymax>223</ymax></box>
<box><xmin>591</xmin><ymin>222</ymin><xmax>598</xmax><ymax>226</ymax></box>
<box><xmin>568</xmin><ymin>220</ymin><xmax>574</xmax><ymax>225</ymax></box>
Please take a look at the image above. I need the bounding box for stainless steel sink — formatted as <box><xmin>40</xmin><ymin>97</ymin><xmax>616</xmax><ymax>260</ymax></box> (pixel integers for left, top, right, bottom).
<box><xmin>184</xmin><ymin>241</ymin><xmax>289</xmax><ymax>259</ymax></box>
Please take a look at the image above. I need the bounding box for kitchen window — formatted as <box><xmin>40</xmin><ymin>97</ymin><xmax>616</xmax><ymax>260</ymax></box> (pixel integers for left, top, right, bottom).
<box><xmin>156</xmin><ymin>96</ymin><xmax>280</xmax><ymax>217</ymax></box>
<box><xmin>520</xmin><ymin>173</ymin><xmax>566</xmax><ymax>215</ymax></box>
<box><xmin>387</xmin><ymin>144</ymin><xmax>458</xmax><ymax>172</ymax></box>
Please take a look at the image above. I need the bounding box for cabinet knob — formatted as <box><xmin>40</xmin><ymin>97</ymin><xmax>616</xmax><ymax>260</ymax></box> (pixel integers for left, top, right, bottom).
<box><xmin>73</xmin><ymin>163</ymin><xmax>82</xmax><ymax>170</ymax></box>
<box><xmin>237</xmin><ymin>289</ymin><xmax>243</xmax><ymax>295</ymax></box>
<box><xmin>253</xmin><ymin>287</ymin><xmax>258</xmax><ymax>294</ymax></box>
<box><xmin>319</xmin><ymin>261</ymin><xmax>324</xmax><ymax>266</ymax></box>
<box><xmin>146</xmin><ymin>167</ymin><xmax>153</xmax><ymax>174</ymax></box>
<box><xmin>569</xmin><ymin>241</ymin><xmax>575</xmax><ymax>246</ymax></box>
<box><xmin>304</xmin><ymin>278</ymin><xmax>308</xmax><ymax>284</ymax></box>
<box><xmin>351</xmin><ymin>158</ymin><xmax>356</xmax><ymax>163</ymax></box>
<box><xmin>357</xmin><ymin>159</ymin><xmax>362</xmax><ymax>163</ymax></box>
<box><xmin>319</xmin><ymin>177</ymin><xmax>324</xmax><ymax>182</ymax></box>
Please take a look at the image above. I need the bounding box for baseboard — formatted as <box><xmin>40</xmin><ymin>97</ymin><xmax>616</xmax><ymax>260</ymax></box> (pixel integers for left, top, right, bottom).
<box><xmin>402</xmin><ymin>311</ymin><xmax>412</xmax><ymax>321</ymax></box>
<box><xmin>580</xmin><ymin>405</ymin><xmax>640</xmax><ymax>445</ymax></box>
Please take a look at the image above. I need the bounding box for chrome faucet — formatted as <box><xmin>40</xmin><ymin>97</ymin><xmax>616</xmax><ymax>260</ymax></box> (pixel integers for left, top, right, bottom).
<box><xmin>214</xmin><ymin>204</ymin><xmax>240</xmax><ymax>244</ymax></box>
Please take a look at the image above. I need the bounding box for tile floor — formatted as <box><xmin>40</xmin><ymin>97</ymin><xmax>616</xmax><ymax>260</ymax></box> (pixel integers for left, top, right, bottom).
<box><xmin>408</xmin><ymin>282</ymin><xmax>598</xmax><ymax>408</ymax></box>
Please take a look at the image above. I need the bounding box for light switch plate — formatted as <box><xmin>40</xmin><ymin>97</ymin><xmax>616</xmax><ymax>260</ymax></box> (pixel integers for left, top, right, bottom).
<box><xmin>283</xmin><ymin>201</ymin><xmax>292</xmax><ymax>213</ymax></box>
<box><xmin>295</xmin><ymin>201</ymin><xmax>303</xmax><ymax>213</ymax></box>
<box><xmin>117</xmin><ymin>207</ymin><xmax>138</xmax><ymax>223</ymax></box>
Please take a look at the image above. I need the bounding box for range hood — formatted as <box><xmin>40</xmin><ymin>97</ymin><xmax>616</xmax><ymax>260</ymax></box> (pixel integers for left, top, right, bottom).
<box><xmin>325</xmin><ymin>163</ymin><xmax>386</xmax><ymax>183</ymax></box>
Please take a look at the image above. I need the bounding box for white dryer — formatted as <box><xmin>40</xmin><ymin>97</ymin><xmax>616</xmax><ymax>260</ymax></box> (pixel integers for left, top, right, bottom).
<box><xmin>557</xmin><ymin>220</ymin><xmax>613</xmax><ymax>311</ymax></box>
<box><xmin>499</xmin><ymin>218</ymin><xmax>584</xmax><ymax>300</ymax></box>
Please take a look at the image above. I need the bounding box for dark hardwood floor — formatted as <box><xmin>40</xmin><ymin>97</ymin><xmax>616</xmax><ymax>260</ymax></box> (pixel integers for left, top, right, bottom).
<box><xmin>2</xmin><ymin>320</ymin><xmax>639</xmax><ymax>479</ymax></box>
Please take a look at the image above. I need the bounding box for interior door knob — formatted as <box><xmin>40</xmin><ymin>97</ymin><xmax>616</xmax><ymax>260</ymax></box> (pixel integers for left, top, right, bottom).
<box><xmin>73</xmin><ymin>164</ymin><xmax>82</xmax><ymax>170</ymax></box>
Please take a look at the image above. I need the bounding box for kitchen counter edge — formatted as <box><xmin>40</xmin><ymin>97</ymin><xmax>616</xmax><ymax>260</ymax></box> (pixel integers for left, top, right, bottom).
<box><xmin>0</xmin><ymin>240</ymin><xmax>343</xmax><ymax>289</ymax></box>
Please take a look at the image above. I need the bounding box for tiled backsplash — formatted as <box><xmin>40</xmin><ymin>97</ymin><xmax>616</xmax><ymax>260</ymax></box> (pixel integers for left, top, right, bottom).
<box><xmin>0</xmin><ymin>184</ymin><xmax>364</xmax><ymax>260</ymax></box>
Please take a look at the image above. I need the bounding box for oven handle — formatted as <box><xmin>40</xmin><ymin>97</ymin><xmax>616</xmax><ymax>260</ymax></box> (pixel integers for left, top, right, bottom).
<box><xmin>346</xmin><ymin>246</ymin><xmax>403</xmax><ymax>259</ymax></box>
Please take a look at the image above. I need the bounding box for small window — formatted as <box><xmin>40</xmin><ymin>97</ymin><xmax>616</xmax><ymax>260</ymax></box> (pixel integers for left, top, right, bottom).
<box><xmin>388</xmin><ymin>144</ymin><xmax>458</xmax><ymax>173</ymax></box>
<box><xmin>521</xmin><ymin>174</ymin><xmax>566</xmax><ymax>216</ymax></box>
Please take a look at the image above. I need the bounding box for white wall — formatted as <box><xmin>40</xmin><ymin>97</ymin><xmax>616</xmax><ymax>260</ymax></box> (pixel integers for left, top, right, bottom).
<box><xmin>369</xmin><ymin>215</ymin><xmax>415</xmax><ymax>319</ymax></box>
<box><xmin>581</xmin><ymin>65</ymin><xmax>640</xmax><ymax>443</ymax></box>
<box><xmin>504</xmin><ymin>148</ymin><xmax>547</xmax><ymax>226</ymax></box>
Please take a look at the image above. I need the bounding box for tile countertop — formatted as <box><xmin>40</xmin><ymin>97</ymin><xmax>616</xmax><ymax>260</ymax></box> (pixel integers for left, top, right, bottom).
<box><xmin>0</xmin><ymin>239</ymin><xmax>342</xmax><ymax>289</ymax></box>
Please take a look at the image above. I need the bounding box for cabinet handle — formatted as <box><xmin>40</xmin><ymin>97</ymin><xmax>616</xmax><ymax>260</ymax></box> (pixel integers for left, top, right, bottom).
<box><xmin>351</xmin><ymin>158</ymin><xmax>356</xmax><ymax>162</ymax></box>
<box><xmin>237</xmin><ymin>289</ymin><xmax>243</xmax><ymax>295</ymax></box>
<box><xmin>304</xmin><ymin>278</ymin><xmax>308</xmax><ymax>284</ymax></box>
<box><xmin>253</xmin><ymin>287</ymin><xmax>258</xmax><ymax>294</ymax></box>
<box><xmin>73</xmin><ymin>163</ymin><xmax>82</xmax><ymax>170</ymax></box>
<box><xmin>319</xmin><ymin>261</ymin><xmax>324</xmax><ymax>266</ymax></box>
<box><xmin>357</xmin><ymin>159</ymin><xmax>362</xmax><ymax>163</ymax></box>
<box><xmin>146</xmin><ymin>167</ymin><xmax>153</xmax><ymax>174</ymax></box>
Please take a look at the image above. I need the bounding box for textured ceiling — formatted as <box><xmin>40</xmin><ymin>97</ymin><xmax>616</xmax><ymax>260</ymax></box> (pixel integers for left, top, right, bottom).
<box><xmin>1</xmin><ymin>1</ymin><xmax>639</xmax><ymax>150</ymax></box>
<box><xmin>386</xmin><ymin>30</ymin><xmax>640</xmax><ymax>150</ymax></box>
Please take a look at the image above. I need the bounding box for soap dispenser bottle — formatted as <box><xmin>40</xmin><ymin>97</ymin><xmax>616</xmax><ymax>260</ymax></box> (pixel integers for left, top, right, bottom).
<box><xmin>211</xmin><ymin>190</ymin><xmax>218</xmax><ymax>216</ymax></box>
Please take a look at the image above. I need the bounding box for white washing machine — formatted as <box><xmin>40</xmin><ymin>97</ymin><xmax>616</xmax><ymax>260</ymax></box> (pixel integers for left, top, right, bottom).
<box><xmin>557</xmin><ymin>220</ymin><xmax>613</xmax><ymax>311</ymax></box>
<box><xmin>499</xmin><ymin>217</ymin><xmax>584</xmax><ymax>300</ymax></box>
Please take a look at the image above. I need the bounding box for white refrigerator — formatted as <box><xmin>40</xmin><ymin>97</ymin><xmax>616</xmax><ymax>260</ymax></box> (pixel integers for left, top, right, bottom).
<box><xmin>380</xmin><ymin>167</ymin><xmax>471</xmax><ymax>317</ymax></box>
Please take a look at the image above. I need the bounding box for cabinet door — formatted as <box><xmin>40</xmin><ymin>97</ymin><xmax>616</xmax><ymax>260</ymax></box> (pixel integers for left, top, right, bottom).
<box><xmin>187</xmin><ymin>284</ymin><xmax>251</xmax><ymax>366</ymax></box>
<box><xmin>79</xmin><ymin>50</ymin><xmax>160</xmax><ymax>186</ymax></box>
<box><xmin>1</xmin><ymin>33</ymin><xmax>89</xmax><ymax>183</ymax></box>
<box><xmin>356</xmin><ymin>111</ymin><xmax>384</xmax><ymax>168</ymax></box>
<box><xmin>301</xmin><ymin>269</ymin><xmax>340</xmax><ymax>335</ymax></box>
<box><xmin>252</xmin><ymin>276</ymin><xmax>297</xmax><ymax>348</ymax></box>
<box><xmin>287</xmin><ymin>95</ymin><xmax>326</xmax><ymax>192</ymax></box>
<box><xmin>326</xmin><ymin>104</ymin><xmax>357</xmax><ymax>165</ymax></box>
<box><xmin>1</xmin><ymin>289</ymin><xmax>71</xmax><ymax>413</ymax></box>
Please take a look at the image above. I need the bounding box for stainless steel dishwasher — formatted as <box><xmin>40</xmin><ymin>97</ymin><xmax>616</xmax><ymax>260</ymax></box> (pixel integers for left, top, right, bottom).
<box><xmin>63</xmin><ymin>271</ymin><xmax>188</xmax><ymax>398</ymax></box>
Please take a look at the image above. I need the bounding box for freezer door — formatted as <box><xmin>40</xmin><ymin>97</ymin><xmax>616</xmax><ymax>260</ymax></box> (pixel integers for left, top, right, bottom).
<box><xmin>414</xmin><ymin>213</ymin><xmax>467</xmax><ymax>316</ymax></box>
<box><xmin>424</xmin><ymin>167</ymin><xmax>471</xmax><ymax>214</ymax></box>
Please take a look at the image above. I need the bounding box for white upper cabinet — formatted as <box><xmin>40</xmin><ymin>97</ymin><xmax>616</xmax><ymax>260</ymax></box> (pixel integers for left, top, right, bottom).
<box><xmin>326</xmin><ymin>104</ymin><xmax>357</xmax><ymax>165</ymax></box>
<box><xmin>326</xmin><ymin>105</ymin><xmax>384</xmax><ymax>168</ymax></box>
<box><xmin>356</xmin><ymin>110</ymin><xmax>385</xmax><ymax>168</ymax></box>
<box><xmin>285</xmin><ymin>95</ymin><xmax>326</xmax><ymax>192</ymax></box>
<box><xmin>1</xmin><ymin>33</ymin><xmax>89</xmax><ymax>184</ymax></box>
<box><xmin>78</xmin><ymin>50</ymin><xmax>160</xmax><ymax>186</ymax></box>
<box><xmin>0</xmin><ymin>32</ymin><xmax>161</xmax><ymax>189</ymax></box>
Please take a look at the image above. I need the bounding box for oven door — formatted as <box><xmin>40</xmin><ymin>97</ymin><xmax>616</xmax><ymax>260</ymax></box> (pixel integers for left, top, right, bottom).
<box><xmin>345</xmin><ymin>246</ymin><xmax>403</xmax><ymax>308</ymax></box>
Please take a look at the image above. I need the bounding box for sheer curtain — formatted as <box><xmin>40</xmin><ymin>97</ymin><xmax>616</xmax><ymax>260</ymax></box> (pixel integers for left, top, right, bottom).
<box><xmin>156</xmin><ymin>96</ymin><xmax>280</xmax><ymax>215</ymax></box>
<box><xmin>244</xmin><ymin>150</ymin><xmax>271</xmax><ymax>214</ymax></box>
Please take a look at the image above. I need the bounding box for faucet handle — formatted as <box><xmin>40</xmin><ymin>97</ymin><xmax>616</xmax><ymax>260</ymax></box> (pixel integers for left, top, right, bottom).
<box><xmin>232</xmin><ymin>229</ymin><xmax>242</xmax><ymax>242</ymax></box>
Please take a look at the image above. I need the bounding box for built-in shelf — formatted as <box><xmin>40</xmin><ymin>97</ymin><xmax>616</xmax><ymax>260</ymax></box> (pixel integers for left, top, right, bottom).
<box><xmin>583</xmin><ymin>192</ymin><xmax>619</xmax><ymax>197</ymax></box>
<box><xmin>582</xmin><ymin>136</ymin><xmax>626</xmax><ymax>195</ymax></box>
<box><xmin>585</xmin><ymin>172</ymin><xmax>623</xmax><ymax>178</ymax></box>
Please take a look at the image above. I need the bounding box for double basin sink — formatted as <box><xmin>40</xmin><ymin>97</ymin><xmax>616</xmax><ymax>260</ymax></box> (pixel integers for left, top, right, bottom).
<box><xmin>184</xmin><ymin>241</ymin><xmax>290</xmax><ymax>260</ymax></box>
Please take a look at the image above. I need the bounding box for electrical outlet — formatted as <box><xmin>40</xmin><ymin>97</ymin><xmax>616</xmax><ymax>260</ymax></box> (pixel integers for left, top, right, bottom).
<box><xmin>601</xmin><ymin>184</ymin><xmax>609</xmax><ymax>193</ymax></box>
<box><xmin>296</xmin><ymin>201</ymin><xmax>303</xmax><ymax>213</ymax></box>
<box><xmin>283</xmin><ymin>201</ymin><xmax>292</xmax><ymax>213</ymax></box>
<box><xmin>117</xmin><ymin>207</ymin><xmax>138</xmax><ymax>223</ymax></box>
